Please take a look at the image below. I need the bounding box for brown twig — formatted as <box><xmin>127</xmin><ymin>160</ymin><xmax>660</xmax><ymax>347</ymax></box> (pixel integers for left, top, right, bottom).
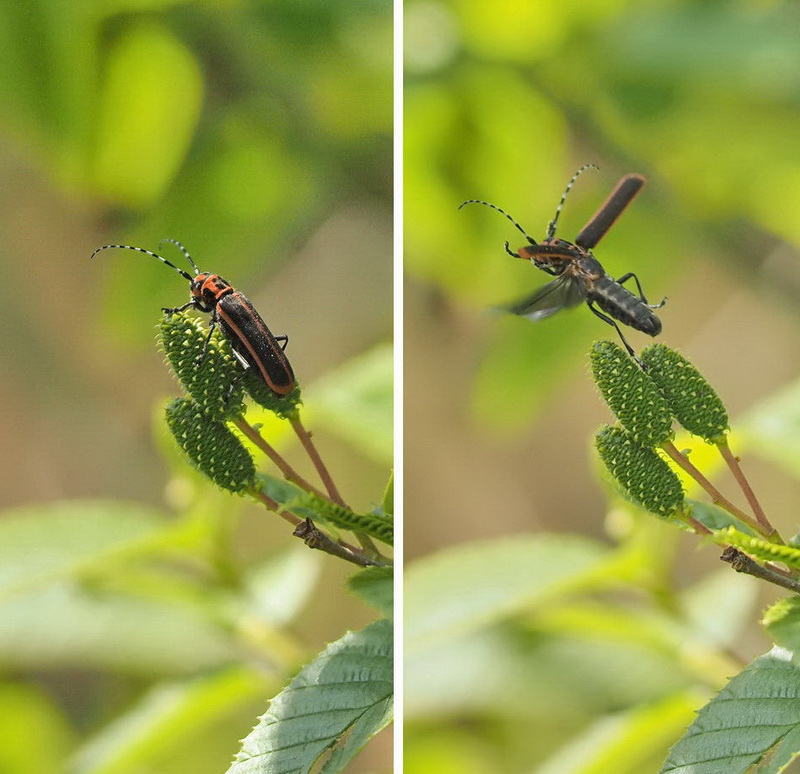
<box><xmin>716</xmin><ymin>439</ymin><xmax>780</xmax><ymax>541</ymax></box>
<box><xmin>290</xmin><ymin>415</ymin><xmax>346</xmax><ymax>505</ymax></box>
<box><xmin>720</xmin><ymin>546</ymin><xmax>800</xmax><ymax>594</ymax></box>
<box><xmin>293</xmin><ymin>518</ymin><xmax>382</xmax><ymax>567</ymax></box>
<box><xmin>251</xmin><ymin>491</ymin><xmax>380</xmax><ymax>567</ymax></box>
<box><xmin>661</xmin><ymin>441</ymin><xmax>765</xmax><ymax>536</ymax></box>
<box><xmin>234</xmin><ymin>417</ymin><xmax>328</xmax><ymax>501</ymax></box>
<box><xmin>288</xmin><ymin>416</ymin><xmax>383</xmax><ymax>558</ymax></box>
<box><xmin>251</xmin><ymin>490</ymin><xmax>302</xmax><ymax>527</ymax></box>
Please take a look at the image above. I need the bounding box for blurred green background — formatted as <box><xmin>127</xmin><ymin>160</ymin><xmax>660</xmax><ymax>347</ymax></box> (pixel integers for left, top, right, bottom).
<box><xmin>405</xmin><ymin>0</ymin><xmax>800</xmax><ymax>771</ymax></box>
<box><xmin>0</xmin><ymin>1</ymin><xmax>391</xmax><ymax>772</ymax></box>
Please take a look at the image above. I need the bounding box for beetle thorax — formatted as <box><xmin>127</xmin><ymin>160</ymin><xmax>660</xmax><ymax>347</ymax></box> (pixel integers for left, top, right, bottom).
<box><xmin>191</xmin><ymin>273</ymin><xmax>233</xmax><ymax>306</ymax></box>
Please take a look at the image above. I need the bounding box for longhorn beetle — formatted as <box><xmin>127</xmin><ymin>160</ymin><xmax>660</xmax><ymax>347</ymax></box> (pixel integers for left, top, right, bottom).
<box><xmin>460</xmin><ymin>165</ymin><xmax>665</xmax><ymax>359</ymax></box>
<box><xmin>91</xmin><ymin>240</ymin><xmax>296</xmax><ymax>395</ymax></box>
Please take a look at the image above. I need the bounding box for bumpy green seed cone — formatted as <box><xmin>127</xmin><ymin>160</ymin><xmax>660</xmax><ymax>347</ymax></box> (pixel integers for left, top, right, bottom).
<box><xmin>166</xmin><ymin>398</ymin><xmax>255</xmax><ymax>493</ymax></box>
<box><xmin>590</xmin><ymin>341</ymin><xmax>674</xmax><ymax>448</ymax></box>
<box><xmin>595</xmin><ymin>424</ymin><xmax>684</xmax><ymax>518</ymax></box>
<box><xmin>243</xmin><ymin>369</ymin><xmax>302</xmax><ymax>420</ymax></box>
<box><xmin>159</xmin><ymin>312</ymin><xmax>245</xmax><ymax>420</ymax></box>
<box><xmin>640</xmin><ymin>344</ymin><xmax>729</xmax><ymax>443</ymax></box>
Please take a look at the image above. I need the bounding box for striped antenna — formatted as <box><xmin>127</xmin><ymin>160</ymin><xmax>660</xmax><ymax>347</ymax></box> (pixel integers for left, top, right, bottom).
<box><xmin>546</xmin><ymin>163</ymin><xmax>599</xmax><ymax>239</ymax></box>
<box><xmin>458</xmin><ymin>199</ymin><xmax>536</xmax><ymax>244</ymax></box>
<box><xmin>90</xmin><ymin>243</ymin><xmax>194</xmax><ymax>281</ymax></box>
<box><xmin>158</xmin><ymin>238</ymin><xmax>200</xmax><ymax>275</ymax></box>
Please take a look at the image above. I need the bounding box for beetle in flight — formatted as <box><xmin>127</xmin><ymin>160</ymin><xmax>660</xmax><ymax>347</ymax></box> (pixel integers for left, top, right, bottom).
<box><xmin>460</xmin><ymin>165</ymin><xmax>665</xmax><ymax>359</ymax></box>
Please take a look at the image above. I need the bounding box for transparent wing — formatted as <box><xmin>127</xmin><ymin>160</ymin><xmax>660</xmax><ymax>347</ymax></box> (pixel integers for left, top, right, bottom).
<box><xmin>505</xmin><ymin>274</ymin><xmax>588</xmax><ymax>321</ymax></box>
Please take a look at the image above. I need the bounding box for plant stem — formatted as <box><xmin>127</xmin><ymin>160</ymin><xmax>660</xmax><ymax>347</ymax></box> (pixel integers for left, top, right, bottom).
<box><xmin>686</xmin><ymin>514</ymin><xmax>713</xmax><ymax>536</ymax></box>
<box><xmin>234</xmin><ymin>417</ymin><xmax>328</xmax><ymax>501</ymax></box>
<box><xmin>251</xmin><ymin>490</ymin><xmax>302</xmax><ymax>527</ymax></box>
<box><xmin>661</xmin><ymin>441</ymin><xmax>765</xmax><ymax>536</ymax></box>
<box><xmin>290</xmin><ymin>416</ymin><xmax>345</xmax><ymax>505</ymax></box>
<box><xmin>251</xmin><ymin>491</ymin><xmax>381</xmax><ymax>568</ymax></box>
<box><xmin>720</xmin><ymin>546</ymin><xmax>800</xmax><ymax>594</ymax></box>
<box><xmin>289</xmin><ymin>415</ymin><xmax>382</xmax><ymax>558</ymax></box>
<box><xmin>716</xmin><ymin>439</ymin><xmax>781</xmax><ymax>541</ymax></box>
<box><xmin>293</xmin><ymin>518</ymin><xmax>384</xmax><ymax>567</ymax></box>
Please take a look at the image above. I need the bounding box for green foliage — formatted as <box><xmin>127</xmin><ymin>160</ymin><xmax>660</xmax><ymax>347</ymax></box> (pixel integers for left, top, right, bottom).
<box><xmin>661</xmin><ymin>647</ymin><xmax>800</xmax><ymax>774</ymax></box>
<box><xmin>595</xmin><ymin>425</ymin><xmax>684</xmax><ymax>519</ymax></box>
<box><xmin>404</xmin><ymin>0</ymin><xmax>800</xmax><ymax>771</ymax></box>
<box><xmin>405</xmin><ymin>533</ymin><xmax>754</xmax><ymax>772</ymax></box>
<box><xmin>92</xmin><ymin>21</ymin><xmax>202</xmax><ymax>207</ymax></box>
<box><xmin>226</xmin><ymin>620</ymin><xmax>393</xmax><ymax>774</ymax></box>
<box><xmin>349</xmin><ymin>567</ymin><xmax>393</xmax><ymax>619</ymax></box>
<box><xmin>0</xmin><ymin>683</ymin><xmax>75</xmax><ymax>774</ymax></box>
<box><xmin>0</xmin><ymin>1</ymin><xmax>392</xmax><ymax>772</ymax></box>
<box><xmin>66</xmin><ymin>667</ymin><xmax>269</xmax><ymax>774</ymax></box>
<box><xmin>641</xmin><ymin>344</ymin><xmax>729</xmax><ymax>443</ymax></box>
<box><xmin>307</xmin><ymin>344</ymin><xmax>394</xmax><ymax>465</ymax></box>
<box><xmin>405</xmin><ymin>534</ymin><xmax>613</xmax><ymax>647</ymax></box>
<box><xmin>763</xmin><ymin>597</ymin><xmax>800</xmax><ymax>654</ymax></box>
<box><xmin>716</xmin><ymin>527</ymin><xmax>800</xmax><ymax>570</ymax></box>
<box><xmin>591</xmin><ymin>341</ymin><xmax>674</xmax><ymax>447</ymax></box>
<box><xmin>290</xmin><ymin>491</ymin><xmax>394</xmax><ymax>545</ymax></box>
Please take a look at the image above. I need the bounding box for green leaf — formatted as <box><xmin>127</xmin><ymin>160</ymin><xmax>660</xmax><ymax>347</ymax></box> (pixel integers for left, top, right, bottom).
<box><xmin>253</xmin><ymin>474</ymin><xmax>393</xmax><ymax>544</ymax></box>
<box><xmin>0</xmin><ymin>583</ymin><xmax>239</xmax><ymax>674</ymax></box>
<box><xmin>536</xmin><ymin>691</ymin><xmax>702</xmax><ymax>774</ymax></box>
<box><xmin>739</xmin><ymin>376</ymin><xmax>800</xmax><ymax>481</ymax></box>
<box><xmin>291</xmin><ymin>491</ymin><xmax>393</xmax><ymax>545</ymax></box>
<box><xmin>0</xmin><ymin>682</ymin><xmax>75</xmax><ymax>774</ymax></box>
<box><xmin>66</xmin><ymin>666</ymin><xmax>270</xmax><ymax>774</ymax></box>
<box><xmin>306</xmin><ymin>344</ymin><xmax>393</xmax><ymax>464</ymax></box>
<box><xmin>243</xmin><ymin>547</ymin><xmax>322</xmax><ymax>627</ymax></box>
<box><xmin>0</xmin><ymin>501</ymin><xmax>166</xmax><ymax>601</ymax></box>
<box><xmin>660</xmin><ymin>646</ymin><xmax>800</xmax><ymax>774</ymax></box>
<box><xmin>381</xmin><ymin>471</ymin><xmax>394</xmax><ymax>518</ymax></box>
<box><xmin>764</xmin><ymin>597</ymin><xmax>800</xmax><ymax>653</ymax></box>
<box><xmin>348</xmin><ymin>567</ymin><xmax>393</xmax><ymax>619</ymax></box>
<box><xmin>226</xmin><ymin>619</ymin><xmax>393</xmax><ymax>774</ymax></box>
<box><xmin>714</xmin><ymin>527</ymin><xmax>800</xmax><ymax>570</ymax></box>
<box><xmin>685</xmin><ymin>499</ymin><xmax>756</xmax><ymax>534</ymax></box>
<box><xmin>91</xmin><ymin>21</ymin><xmax>202</xmax><ymax>207</ymax></box>
<box><xmin>405</xmin><ymin>534</ymin><xmax>613</xmax><ymax>648</ymax></box>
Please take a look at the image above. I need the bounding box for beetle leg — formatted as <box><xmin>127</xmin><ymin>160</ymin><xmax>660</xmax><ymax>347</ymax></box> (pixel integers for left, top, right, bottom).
<box><xmin>275</xmin><ymin>334</ymin><xmax>289</xmax><ymax>352</ymax></box>
<box><xmin>162</xmin><ymin>299</ymin><xmax>197</xmax><ymax>315</ymax></box>
<box><xmin>587</xmin><ymin>301</ymin><xmax>645</xmax><ymax>367</ymax></box>
<box><xmin>195</xmin><ymin>312</ymin><xmax>219</xmax><ymax>365</ymax></box>
<box><xmin>615</xmin><ymin>272</ymin><xmax>666</xmax><ymax>310</ymax></box>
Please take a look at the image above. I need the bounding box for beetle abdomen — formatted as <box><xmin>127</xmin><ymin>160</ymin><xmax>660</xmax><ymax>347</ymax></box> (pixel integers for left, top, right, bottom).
<box><xmin>217</xmin><ymin>291</ymin><xmax>296</xmax><ymax>395</ymax></box>
<box><xmin>590</xmin><ymin>277</ymin><xmax>661</xmax><ymax>336</ymax></box>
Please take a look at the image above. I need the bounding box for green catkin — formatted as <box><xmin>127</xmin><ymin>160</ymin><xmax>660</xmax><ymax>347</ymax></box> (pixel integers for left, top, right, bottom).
<box><xmin>165</xmin><ymin>398</ymin><xmax>255</xmax><ymax>493</ymax></box>
<box><xmin>590</xmin><ymin>341</ymin><xmax>674</xmax><ymax>448</ymax></box>
<box><xmin>717</xmin><ymin>527</ymin><xmax>800</xmax><ymax>571</ymax></box>
<box><xmin>640</xmin><ymin>344</ymin><xmax>729</xmax><ymax>443</ymax></box>
<box><xmin>595</xmin><ymin>425</ymin><xmax>685</xmax><ymax>518</ymax></box>
<box><xmin>159</xmin><ymin>312</ymin><xmax>245</xmax><ymax>420</ymax></box>
<box><xmin>243</xmin><ymin>368</ymin><xmax>302</xmax><ymax>420</ymax></box>
<box><xmin>289</xmin><ymin>492</ymin><xmax>393</xmax><ymax>545</ymax></box>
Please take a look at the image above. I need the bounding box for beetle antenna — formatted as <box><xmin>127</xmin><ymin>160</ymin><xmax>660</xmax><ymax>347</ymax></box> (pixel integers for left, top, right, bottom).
<box><xmin>90</xmin><ymin>244</ymin><xmax>194</xmax><ymax>281</ymax></box>
<box><xmin>458</xmin><ymin>199</ymin><xmax>537</xmax><ymax>244</ymax></box>
<box><xmin>158</xmin><ymin>238</ymin><xmax>200</xmax><ymax>276</ymax></box>
<box><xmin>546</xmin><ymin>163</ymin><xmax>599</xmax><ymax>239</ymax></box>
